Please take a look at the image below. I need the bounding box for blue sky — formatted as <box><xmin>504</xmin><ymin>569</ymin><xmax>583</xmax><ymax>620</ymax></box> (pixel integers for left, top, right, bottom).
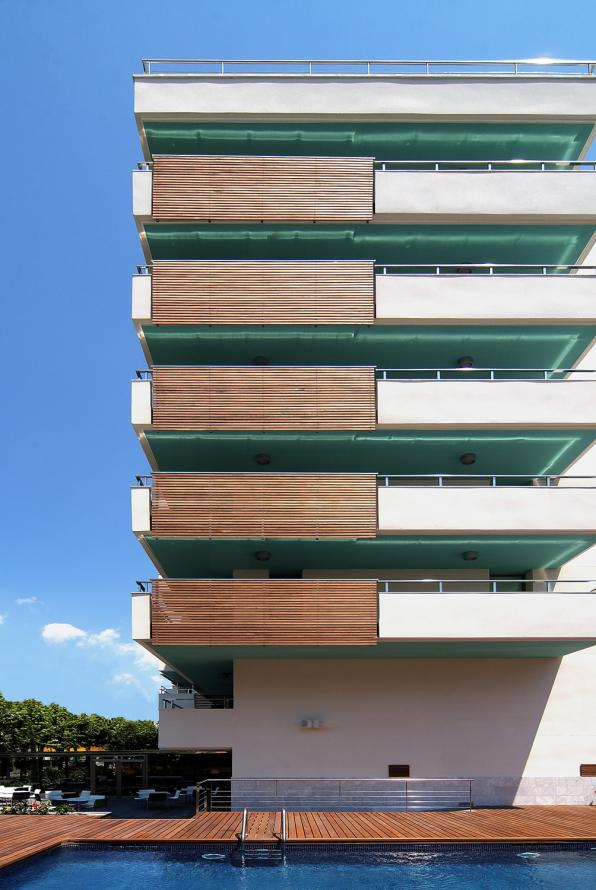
<box><xmin>1</xmin><ymin>0</ymin><xmax>596</xmax><ymax>720</ymax></box>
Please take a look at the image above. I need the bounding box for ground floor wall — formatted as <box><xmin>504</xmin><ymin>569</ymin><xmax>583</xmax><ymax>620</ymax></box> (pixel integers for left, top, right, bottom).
<box><xmin>159</xmin><ymin>650</ymin><xmax>596</xmax><ymax>805</ymax></box>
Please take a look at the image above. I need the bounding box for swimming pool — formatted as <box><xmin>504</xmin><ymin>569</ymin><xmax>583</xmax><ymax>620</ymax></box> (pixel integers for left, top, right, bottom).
<box><xmin>3</xmin><ymin>844</ymin><xmax>596</xmax><ymax>888</ymax></box>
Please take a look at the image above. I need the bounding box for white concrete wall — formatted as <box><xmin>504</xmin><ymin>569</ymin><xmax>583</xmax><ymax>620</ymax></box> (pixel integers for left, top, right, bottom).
<box><xmin>131</xmin><ymin>380</ymin><xmax>152</xmax><ymax>427</ymax></box>
<box><xmin>158</xmin><ymin>655</ymin><xmax>596</xmax><ymax>803</ymax></box>
<box><xmin>132</xmin><ymin>169</ymin><xmax>152</xmax><ymax>218</ymax></box>
<box><xmin>131</xmin><ymin>487</ymin><xmax>151</xmax><ymax>533</ymax></box>
<box><xmin>132</xmin><ymin>275</ymin><xmax>152</xmax><ymax>322</ymax></box>
<box><xmin>131</xmin><ymin>592</ymin><xmax>151</xmax><ymax>641</ymax></box>
<box><xmin>375</xmin><ymin>273</ymin><xmax>596</xmax><ymax>324</ymax></box>
<box><xmin>378</xmin><ymin>593</ymin><xmax>596</xmax><ymax>640</ymax></box>
<box><xmin>375</xmin><ymin>170</ymin><xmax>596</xmax><ymax>221</ymax></box>
<box><xmin>376</xmin><ymin>379</ymin><xmax>596</xmax><ymax>428</ymax></box>
<box><xmin>377</xmin><ymin>484</ymin><xmax>596</xmax><ymax>534</ymax></box>
<box><xmin>134</xmin><ymin>76</ymin><xmax>596</xmax><ymax>119</ymax></box>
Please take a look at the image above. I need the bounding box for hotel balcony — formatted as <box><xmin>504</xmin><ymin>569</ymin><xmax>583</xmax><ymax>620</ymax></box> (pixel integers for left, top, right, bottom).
<box><xmin>132</xmin><ymin>262</ymin><xmax>596</xmax><ymax>330</ymax></box>
<box><xmin>131</xmin><ymin>577</ymin><xmax>596</xmax><ymax>663</ymax></box>
<box><xmin>130</xmin><ymin>473</ymin><xmax>596</xmax><ymax>578</ymax></box>
<box><xmin>134</xmin><ymin>59</ymin><xmax>596</xmax><ymax>122</ymax></box>
<box><xmin>133</xmin><ymin>159</ymin><xmax>596</xmax><ymax>225</ymax></box>
<box><xmin>131</xmin><ymin>367</ymin><xmax>596</xmax><ymax>441</ymax></box>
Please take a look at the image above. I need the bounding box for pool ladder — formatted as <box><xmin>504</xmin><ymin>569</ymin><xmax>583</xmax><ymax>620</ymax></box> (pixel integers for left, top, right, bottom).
<box><xmin>235</xmin><ymin>808</ymin><xmax>286</xmax><ymax>866</ymax></box>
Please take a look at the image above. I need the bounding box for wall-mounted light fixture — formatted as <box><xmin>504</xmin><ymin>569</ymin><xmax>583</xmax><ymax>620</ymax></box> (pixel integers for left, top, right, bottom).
<box><xmin>301</xmin><ymin>718</ymin><xmax>323</xmax><ymax>729</ymax></box>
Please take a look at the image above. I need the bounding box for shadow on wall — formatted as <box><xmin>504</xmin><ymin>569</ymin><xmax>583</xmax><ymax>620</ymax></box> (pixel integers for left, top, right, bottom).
<box><xmin>233</xmin><ymin>657</ymin><xmax>565</xmax><ymax>806</ymax></box>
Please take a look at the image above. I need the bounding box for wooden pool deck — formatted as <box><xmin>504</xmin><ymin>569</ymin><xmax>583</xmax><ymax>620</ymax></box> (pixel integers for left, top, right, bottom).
<box><xmin>2</xmin><ymin>807</ymin><xmax>596</xmax><ymax>870</ymax></box>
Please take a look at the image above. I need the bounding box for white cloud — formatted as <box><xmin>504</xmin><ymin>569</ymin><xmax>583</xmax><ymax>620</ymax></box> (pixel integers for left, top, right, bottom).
<box><xmin>42</xmin><ymin>623</ymin><xmax>87</xmax><ymax>644</ymax></box>
<box><xmin>0</xmin><ymin>613</ymin><xmax>6</xmax><ymax>625</ymax></box>
<box><xmin>40</xmin><ymin>621</ymin><xmax>163</xmax><ymax>701</ymax></box>
<box><xmin>16</xmin><ymin>596</ymin><xmax>40</xmax><ymax>606</ymax></box>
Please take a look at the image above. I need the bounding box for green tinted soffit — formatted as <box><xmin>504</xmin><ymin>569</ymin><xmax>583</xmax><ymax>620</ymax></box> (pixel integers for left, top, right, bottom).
<box><xmin>144</xmin><ymin>122</ymin><xmax>594</xmax><ymax>161</ymax></box>
<box><xmin>153</xmin><ymin>639</ymin><xmax>596</xmax><ymax>689</ymax></box>
<box><xmin>143</xmin><ymin>535</ymin><xmax>596</xmax><ymax>579</ymax></box>
<box><xmin>142</xmin><ymin>324</ymin><xmax>596</xmax><ymax>368</ymax></box>
<box><xmin>145</xmin><ymin>224</ymin><xmax>596</xmax><ymax>264</ymax></box>
<box><xmin>144</xmin><ymin>430</ymin><xmax>595</xmax><ymax>475</ymax></box>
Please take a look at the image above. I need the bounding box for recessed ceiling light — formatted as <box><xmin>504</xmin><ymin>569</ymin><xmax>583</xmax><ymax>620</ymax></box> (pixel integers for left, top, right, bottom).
<box><xmin>254</xmin><ymin>550</ymin><xmax>271</xmax><ymax>561</ymax></box>
<box><xmin>252</xmin><ymin>355</ymin><xmax>269</xmax><ymax>365</ymax></box>
<box><xmin>462</xmin><ymin>550</ymin><xmax>479</xmax><ymax>561</ymax></box>
<box><xmin>255</xmin><ymin>453</ymin><xmax>271</xmax><ymax>465</ymax></box>
<box><xmin>460</xmin><ymin>452</ymin><xmax>477</xmax><ymax>466</ymax></box>
<box><xmin>457</xmin><ymin>356</ymin><xmax>475</xmax><ymax>369</ymax></box>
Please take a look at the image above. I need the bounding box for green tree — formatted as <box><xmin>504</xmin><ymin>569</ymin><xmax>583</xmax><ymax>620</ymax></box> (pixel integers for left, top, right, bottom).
<box><xmin>0</xmin><ymin>693</ymin><xmax>157</xmax><ymax>751</ymax></box>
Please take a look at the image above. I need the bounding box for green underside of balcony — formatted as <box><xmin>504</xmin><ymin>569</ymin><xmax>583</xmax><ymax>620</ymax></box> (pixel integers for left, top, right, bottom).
<box><xmin>144</xmin><ymin>224</ymin><xmax>595</xmax><ymax>264</ymax></box>
<box><xmin>142</xmin><ymin>535</ymin><xmax>596</xmax><ymax>579</ymax></box>
<box><xmin>143</xmin><ymin>430</ymin><xmax>595</xmax><ymax>475</ymax></box>
<box><xmin>143</xmin><ymin>121</ymin><xmax>594</xmax><ymax>161</ymax></box>
<box><xmin>156</xmin><ymin>639</ymin><xmax>596</xmax><ymax>690</ymax></box>
<box><xmin>142</xmin><ymin>324</ymin><xmax>596</xmax><ymax>368</ymax></box>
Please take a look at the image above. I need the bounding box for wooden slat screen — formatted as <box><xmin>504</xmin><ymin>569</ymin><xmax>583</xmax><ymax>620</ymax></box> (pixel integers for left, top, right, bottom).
<box><xmin>151</xmin><ymin>260</ymin><xmax>375</xmax><ymax>325</ymax></box>
<box><xmin>151</xmin><ymin>155</ymin><xmax>374</xmax><ymax>221</ymax></box>
<box><xmin>580</xmin><ymin>764</ymin><xmax>596</xmax><ymax>777</ymax></box>
<box><xmin>151</xmin><ymin>366</ymin><xmax>377</xmax><ymax>431</ymax></box>
<box><xmin>150</xmin><ymin>473</ymin><xmax>378</xmax><ymax>538</ymax></box>
<box><xmin>151</xmin><ymin>578</ymin><xmax>378</xmax><ymax>646</ymax></box>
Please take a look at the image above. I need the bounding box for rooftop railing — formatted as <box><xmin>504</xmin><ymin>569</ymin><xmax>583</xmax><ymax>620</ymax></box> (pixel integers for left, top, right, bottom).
<box><xmin>140</xmin><ymin>58</ymin><xmax>596</xmax><ymax>77</ymax></box>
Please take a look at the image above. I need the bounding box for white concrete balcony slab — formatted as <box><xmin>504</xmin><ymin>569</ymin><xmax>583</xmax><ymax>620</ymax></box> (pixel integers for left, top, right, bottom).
<box><xmin>375</xmin><ymin>265</ymin><xmax>596</xmax><ymax>324</ymax></box>
<box><xmin>134</xmin><ymin>59</ymin><xmax>596</xmax><ymax>120</ymax></box>
<box><xmin>378</xmin><ymin>589</ymin><xmax>596</xmax><ymax>641</ymax></box>
<box><xmin>374</xmin><ymin>162</ymin><xmax>596</xmax><ymax>222</ymax></box>
<box><xmin>377</xmin><ymin>372</ymin><xmax>596</xmax><ymax>429</ymax></box>
<box><xmin>377</xmin><ymin>476</ymin><xmax>596</xmax><ymax>535</ymax></box>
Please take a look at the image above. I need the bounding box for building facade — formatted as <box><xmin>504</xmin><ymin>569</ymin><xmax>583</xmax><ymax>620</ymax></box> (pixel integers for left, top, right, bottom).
<box><xmin>130</xmin><ymin>59</ymin><xmax>596</xmax><ymax>805</ymax></box>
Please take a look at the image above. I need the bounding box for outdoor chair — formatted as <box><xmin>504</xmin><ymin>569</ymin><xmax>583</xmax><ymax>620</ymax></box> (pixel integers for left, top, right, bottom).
<box><xmin>146</xmin><ymin>791</ymin><xmax>169</xmax><ymax>808</ymax></box>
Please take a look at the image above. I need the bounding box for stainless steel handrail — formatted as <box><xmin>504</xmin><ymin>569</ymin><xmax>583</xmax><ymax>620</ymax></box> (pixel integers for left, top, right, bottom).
<box><xmin>238</xmin><ymin>807</ymin><xmax>248</xmax><ymax>850</ymax></box>
<box><xmin>133</xmin><ymin>472</ymin><xmax>596</xmax><ymax>483</ymax></box>
<box><xmin>379</xmin><ymin>579</ymin><xmax>596</xmax><ymax>593</ymax></box>
<box><xmin>140</xmin><ymin>58</ymin><xmax>596</xmax><ymax>76</ymax></box>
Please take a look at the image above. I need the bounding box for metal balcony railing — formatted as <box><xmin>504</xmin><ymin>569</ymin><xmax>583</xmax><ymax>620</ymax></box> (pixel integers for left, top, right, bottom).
<box><xmin>378</xmin><ymin>474</ymin><xmax>596</xmax><ymax>487</ymax></box>
<box><xmin>378</xmin><ymin>578</ymin><xmax>596</xmax><ymax>594</ymax></box>
<box><xmin>375</xmin><ymin>263</ymin><xmax>596</xmax><ymax>275</ymax></box>
<box><xmin>159</xmin><ymin>687</ymin><xmax>234</xmax><ymax>710</ymax></box>
<box><xmin>377</xmin><ymin>368</ymin><xmax>596</xmax><ymax>380</ymax></box>
<box><xmin>375</xmin><ymin>159</ymin><xmax>596</xmax><ymax>171</ymax></box>
<box><xmin>140</xmin><ymin>58</ymin><xmax>596</xmax><ymax>77</ymax></box>
<box><xmin>196</xmin><ymin>777</ymin><xmax>474</xmax><ymax>813</ymax></box>
<box><xmin>135</xmin><ymin>262</ymin><xmax>596</xmax><ymax>276</ymax></box>
<box><xmin>136</xmin><ymin>368</ymin><xmax>595</xmax><ymax>382</ymax></box>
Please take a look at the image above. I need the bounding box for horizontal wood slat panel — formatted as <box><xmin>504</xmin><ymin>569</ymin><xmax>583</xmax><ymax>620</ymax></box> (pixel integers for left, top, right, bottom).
<box><xmin>151</xmin><ymin>260</ymin><xmax>375</xmax><ymax>324</ymax></box>
<box><xmin>150</xmin><ymin>473</ymin><xmax>378</xmax><ymax>538</ymax></box>
<box><xmin>151</xmin><ymin>367</ymin><xmax>377</xmax><ymax>431</ymax></box>
<box><xmin>152</xmin><ymin>155</ymin><xmax>374</xmax><ymax>221</ymax></box>
<box><xmin>151</xmin><ymin>579</ymin><xmax>378</xmax><ymax>645</ymax></box>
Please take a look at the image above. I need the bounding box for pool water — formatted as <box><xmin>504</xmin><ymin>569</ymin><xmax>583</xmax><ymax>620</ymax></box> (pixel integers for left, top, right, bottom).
<box><xmin>3</xmin><ymin>845</ymin><xmax>596</xmax><ymax>889</ymax></box>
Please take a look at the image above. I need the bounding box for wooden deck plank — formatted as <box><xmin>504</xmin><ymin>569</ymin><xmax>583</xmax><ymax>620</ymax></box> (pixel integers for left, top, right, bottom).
<box><xmin>2</xmin><ymin>807</ymin><xmax>596</xmax><ymax>869</ymax></box>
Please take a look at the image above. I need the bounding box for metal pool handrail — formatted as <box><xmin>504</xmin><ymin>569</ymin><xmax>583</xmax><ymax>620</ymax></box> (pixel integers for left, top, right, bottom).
<box><xmin>140</xmin><ymin>58</ymin><xmax>596</xmax><ymax>76</ymax></box>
